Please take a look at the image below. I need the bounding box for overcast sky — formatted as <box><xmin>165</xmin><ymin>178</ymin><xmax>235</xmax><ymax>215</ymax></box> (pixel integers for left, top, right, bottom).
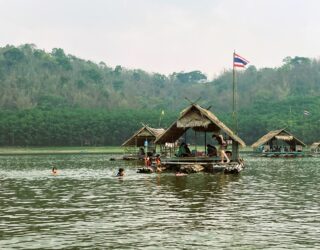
<box><xmin>1</xmin><ymin>0</ymin><xmax>319</xmax><ymax>79</ymax></box>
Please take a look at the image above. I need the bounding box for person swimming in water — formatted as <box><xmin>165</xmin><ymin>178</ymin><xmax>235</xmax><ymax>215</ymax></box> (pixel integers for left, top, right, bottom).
<box><xmin>116</xmin><ymin>168</ymin><xmax>125</xmax><ymax>177</ymax></box>
<box><xmin>51</xmin><ymin>167</ymin><xmax>58</xmax><ymax>175</ymax></box>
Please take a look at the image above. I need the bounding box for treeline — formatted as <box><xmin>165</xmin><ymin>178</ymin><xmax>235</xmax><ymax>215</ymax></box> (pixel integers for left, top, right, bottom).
<box><xmin>0</xmin><ymin>96</ymin><xmax>318</xmax><ymax>146</ymax></box>
<box><xmin>0</xmin><ymin>108</ymin><xmax>177</xmax><ymax>146</ymax></box>
<box><xmin>0</xmin><ymin>44</ymin><xmax>320</xmax><ymax>146</ymax></box>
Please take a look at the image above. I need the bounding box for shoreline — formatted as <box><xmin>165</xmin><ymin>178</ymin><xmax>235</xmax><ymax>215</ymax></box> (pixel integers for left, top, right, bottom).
<box><xmin>0</xmin><ymin>146</ymin><xmax>123</xmax><ymax>156</ymax></box>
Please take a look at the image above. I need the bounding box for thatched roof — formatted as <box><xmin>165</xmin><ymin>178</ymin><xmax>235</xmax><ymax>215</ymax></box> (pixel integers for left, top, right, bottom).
<box><xmin>251</xmin><ymin>128</ymin><xmax>306</xmax><ymax>148</ymax></box>
<box><xmin>122</xmin><ymin>125</ymin><xmax>165</xmax><ymax>147</ymax></box>
<box><xmin>310</xmin><ymin>142</ymin><xmax>320</xmax><ymax>149</ymax></box>
<box><xmin>154</xmin><ymin>103</ymin><xmax>246</xmax><ymax>146</ymax></box>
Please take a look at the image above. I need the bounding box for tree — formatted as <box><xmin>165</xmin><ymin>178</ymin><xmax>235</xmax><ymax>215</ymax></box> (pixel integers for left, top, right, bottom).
<box><xmin>3</xmin><ymin>47</ymin><xmax>25</xmax><ymax>66</ymax></box>
<box><xmin>51</xmin><ymin>48</ymin><xmax>72</xmax><ymax>70</ymax></box>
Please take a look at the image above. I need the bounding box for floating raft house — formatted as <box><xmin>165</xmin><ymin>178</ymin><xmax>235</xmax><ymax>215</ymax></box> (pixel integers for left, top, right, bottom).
<box><xmin>310</xmin><ymin>142</ymin><xmax>320</xmax><ymax>154</ymax></box>
<box><xmin>154</xmin><ymin>103</ymin><xmax>246</xmax><ymax>174</ymax></box>
<box><xmin>121</xmin><ymin>124</ymin><xmax>165</xmax><ymax>160</ymax></box>
<box><xmin>251</xmin><ymin>128</ymin><xmax>307</xmax><ymax>157</ymax></box>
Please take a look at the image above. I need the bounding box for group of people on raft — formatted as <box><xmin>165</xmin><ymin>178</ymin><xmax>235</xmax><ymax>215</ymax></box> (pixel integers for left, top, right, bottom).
<box><xmin>117</xmin><ymin>132</ymin><xmax>231</xmax><ymax>177</ymax></box>
<box><xmin>176</xmin><ymin>133</ymin><xmax>231</xmax><ymax>163</ymax></box>
<box><xmin>143</xmin><ymin>154</ymin><xmax>162</xmax><ymax>172</ymax></box>
<box><xmin>117</xmin><ymin>154</ymin><xmax>161</xmax><ymax>176</ymax></box>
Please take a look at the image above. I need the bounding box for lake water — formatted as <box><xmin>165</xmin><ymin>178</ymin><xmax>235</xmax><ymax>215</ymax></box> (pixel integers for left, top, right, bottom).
<box><xmin>0</xmin><ymin>154</ymin><xmax>319</xmax><ymax>249</ymax></box>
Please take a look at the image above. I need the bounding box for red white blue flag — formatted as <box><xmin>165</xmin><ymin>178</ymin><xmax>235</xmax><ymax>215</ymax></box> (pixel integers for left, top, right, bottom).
<box><xmin>234</xmin><ymin>53</ymin><xmax>249</xmax><ymax>68</ymax></box>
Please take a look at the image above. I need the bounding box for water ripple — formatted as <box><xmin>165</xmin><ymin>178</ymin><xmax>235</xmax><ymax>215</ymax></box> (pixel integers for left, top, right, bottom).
<box><xmin>0</xmin><ymin>154</ymin><xmax>320</xmax><ymax>249</ymax></box>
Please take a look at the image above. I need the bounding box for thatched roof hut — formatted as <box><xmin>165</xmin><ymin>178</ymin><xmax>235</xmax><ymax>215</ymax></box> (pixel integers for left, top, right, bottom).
<box><xmin>251</xmin><ymin>128</ymin><xmax>306</xmax><ymax>149</ymax></box>
<box><xmin>122</xmin><ymin>124</ymin><xmax>165</xmax><ymax>147</ymax></box>
<box><xmin>310</xmin><ymin>142</ymin><xmax>320</xmax><ymax>153</ymax></box>
<box><xmin>155</xmin><ymin>103</ymin><xmax>245</xmax><ymax>145</ymax></box>
<box><xmin>154</xmin><ymin>103</ymin><xmax>245</xmax><ymax>160</ymax></box>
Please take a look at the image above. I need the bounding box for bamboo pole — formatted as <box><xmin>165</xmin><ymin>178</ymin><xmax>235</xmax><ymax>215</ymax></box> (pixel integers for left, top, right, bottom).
<box><xmin>232</xmin><ymin>51</ymin><xmax>237</xmax><ymax>134</ymax></box>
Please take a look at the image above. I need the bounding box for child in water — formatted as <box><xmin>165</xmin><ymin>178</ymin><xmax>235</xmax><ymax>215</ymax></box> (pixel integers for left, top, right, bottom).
<box><xmin>116</xmin><ymin>168</ymin><xmax>125</xmax><ymax>177</ymax></box>
<box><xmin>51</xmin><ymin>167</ymin><xmax>58</xmax><ymax>175</ymax></box>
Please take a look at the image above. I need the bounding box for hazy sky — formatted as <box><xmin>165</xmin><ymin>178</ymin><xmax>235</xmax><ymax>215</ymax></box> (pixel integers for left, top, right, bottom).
<box><xmin>1</xmin><ymin>0</ymin><xmax>320</xmax><ymax>79</ymax></box>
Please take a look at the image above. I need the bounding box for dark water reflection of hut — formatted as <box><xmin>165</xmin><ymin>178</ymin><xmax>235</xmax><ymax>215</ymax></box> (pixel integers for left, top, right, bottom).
<box><xmin>156</xmin><ymin>173</ymin><xmax>241</xmax><ymax>206</ymax></box>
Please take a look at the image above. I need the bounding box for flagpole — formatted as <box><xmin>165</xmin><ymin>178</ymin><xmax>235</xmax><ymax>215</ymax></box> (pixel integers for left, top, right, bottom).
<box><xmin>232</xmin><ymin>50</ymin><xmax>237</xmax><ymax>134</ymax></box>
<box><xmin>232</xmin><ymin>50</ymin><xmax>238</xmax><ymax>162</ymax></box>
<box><xmin>158</xmin><ymin>110</ymin><xmax>164</xmax><ymax>127</ymax></box>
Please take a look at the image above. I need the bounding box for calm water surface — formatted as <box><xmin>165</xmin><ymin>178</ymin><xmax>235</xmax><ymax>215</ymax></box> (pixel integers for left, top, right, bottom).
<box><xmin>0</xmin><ymin>154</ymin><xmax>320</xmax><ymax>249</ymax></box>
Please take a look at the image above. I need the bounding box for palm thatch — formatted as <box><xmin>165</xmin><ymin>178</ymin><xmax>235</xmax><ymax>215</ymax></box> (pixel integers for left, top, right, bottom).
<box><xmin>310</xmin><ymin>142</ymin><xmax>320</xmax><ymax>149</ymax></box>
<box><xmin>251</xmin><ymin>128</ymin><xmax>306</xmax><ymax>149</ymax></box>
<box><xmin>154</xmin><ymin>103</ymin><xmax>246</xmax><ymax>146</ymax></box>
<box><xmin>122</xmin><ymin>125</ymin><xmax>165</xmax><ymax>147</ymax></box>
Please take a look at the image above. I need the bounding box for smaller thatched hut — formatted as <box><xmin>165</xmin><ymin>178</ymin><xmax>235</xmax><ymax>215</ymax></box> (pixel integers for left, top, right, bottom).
<box><xmin>251</xmin><ymin>128</ymin><xmax>306</xmax><ymax>157</ymax></box>
<box><xmin>121</xmin><ymin>124</ymin><xmax>165</xmax><ymax>160</ymax></box>
<box><xmin>310</xmin><ymin>142</ymin><xmax>320</xmax><ymax>154</ymax></box>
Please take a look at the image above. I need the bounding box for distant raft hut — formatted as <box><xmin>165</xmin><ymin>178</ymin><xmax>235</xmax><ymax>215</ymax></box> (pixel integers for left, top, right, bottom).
<box><xmin>154</xmin><ymin>103</ymin><xmax>246</xmax><ymax>174</ymax></box>
<box><xmin>251</xmin><ymin>128</ymin><xmax>307</xmax><ymax>157</ymax></box>
<box><xmin>121</xmin><ymin>124</ymin><xmax>165</xmax><ymax>160</ymax></box>
<box><xmin>310</xmin><ymin>142</ymin><xmax>320</xmax><ymax>154</ymax></box>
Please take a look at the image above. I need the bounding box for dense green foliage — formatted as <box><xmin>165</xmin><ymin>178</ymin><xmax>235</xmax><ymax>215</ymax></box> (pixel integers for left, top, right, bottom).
<box><xmin>238</xmin><ymin>96</ymin><xmax>320</xmax><ymax>144</ymax></box>
<box><xmin>0</xmin><ymin>108</ymin><xmax>177</xmax><ymax>146</ymax></box>
<box><xmin>0</xmin><ymin>44</ymin><xmax>319</xmax><ymax>145</ymax></box>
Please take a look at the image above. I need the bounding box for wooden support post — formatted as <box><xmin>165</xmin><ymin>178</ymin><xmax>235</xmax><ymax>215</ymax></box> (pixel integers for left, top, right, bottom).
<box><xmin>232</xmin><ymin>141</ymin><xmax>239</xmax><ymax>161</ymax></box>
<box><xmin>204</xmin><ymin>131</ymin><xmax>207</xmax><ymax>155</ymax></box>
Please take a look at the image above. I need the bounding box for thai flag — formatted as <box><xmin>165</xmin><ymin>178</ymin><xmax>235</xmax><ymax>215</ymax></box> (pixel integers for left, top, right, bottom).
<box><xmin>234</xmin><ymin>53</ymin><xmax>249</xmax><ymax>68</ymax></box>
<box><xmin>303</xmin><ymin>110</ymin><xmax>310</xmax><ymax>116</ymax></box>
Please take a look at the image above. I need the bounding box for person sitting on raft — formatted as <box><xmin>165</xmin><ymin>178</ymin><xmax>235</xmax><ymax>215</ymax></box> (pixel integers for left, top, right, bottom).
<box><xmin>138</xmin><ymin>147</ymin><xmax>145</xmax><ymax>160</ymax></box>
<box><xmin>155</xmin><ymin>155</ymin><xmax>161</xmax><ymax>165</ymax></box>
<box><xmin>176</xmin><ymin>142</ymin><xmax>192</xmax><ymax>157</ymax></box>
<box><xmin>207</xmin><ymin>144</ymin><xmax>217</xmax><ymax>157</ymax></box>
<box><xmin>145</xmin><ymin>156</ymin><xmax>152</xmax><ymax>167</ymax></box>
<box><xmin>155</xmin><ymin>154</ymin><xmax>162</xmax><ymax>173</ymax></box>
<box><xmin>116</xmin><ymin>168</ymin><xmax>125</xmax><ymax>177</ymax></box>
<box><xmin>144</xmin><ymin>156</ymin><xmax>155</xmax><ymax>172</ymax></box>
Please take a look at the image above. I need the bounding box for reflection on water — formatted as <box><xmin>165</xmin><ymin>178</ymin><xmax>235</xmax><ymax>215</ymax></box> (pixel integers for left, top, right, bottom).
<box><xmin>0</xmin><ymin>154</ymin><xmax>320</xmax><ymax>249</ymax></box>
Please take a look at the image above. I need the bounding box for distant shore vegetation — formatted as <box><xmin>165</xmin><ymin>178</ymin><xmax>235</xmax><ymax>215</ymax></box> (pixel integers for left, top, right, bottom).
<box><xmin>0</xmin><ymin>44</ymin><xmax>319</xmax><ymax>146</ymax></box>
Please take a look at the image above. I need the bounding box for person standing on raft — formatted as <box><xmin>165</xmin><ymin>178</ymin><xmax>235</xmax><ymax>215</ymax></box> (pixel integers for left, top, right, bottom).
<box><xmin>212</xmin><ymin>133</ymin><xmax>230</xmax><ymax>163</ymax></box>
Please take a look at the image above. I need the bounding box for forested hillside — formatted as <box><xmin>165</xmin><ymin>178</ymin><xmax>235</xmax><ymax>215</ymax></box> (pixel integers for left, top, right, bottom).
<box><xmin>0</xmin><ymin>44</ymin><xmax>207</xmax><ymax>111</ymax></box>
<box><xmin>0</xmin><ymin>44</ymin><xmax>319</xmax><ymax>146</ymax></box>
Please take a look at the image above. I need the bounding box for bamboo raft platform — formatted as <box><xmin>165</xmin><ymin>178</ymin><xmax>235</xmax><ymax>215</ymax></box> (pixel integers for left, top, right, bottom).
<box><xmin>137</xmin><ymin>157</ymin><xmax>245</xmax><ymax>174</ymax></box>
<box><xmin>255</xmin><ymin>151</ymin><xmax>310</xmax><ymax>158</ymax></box>
<box><xmin>162</xmin><ymin>158</ymin><xmax>244</xmax><ymax>174</ymax></box>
